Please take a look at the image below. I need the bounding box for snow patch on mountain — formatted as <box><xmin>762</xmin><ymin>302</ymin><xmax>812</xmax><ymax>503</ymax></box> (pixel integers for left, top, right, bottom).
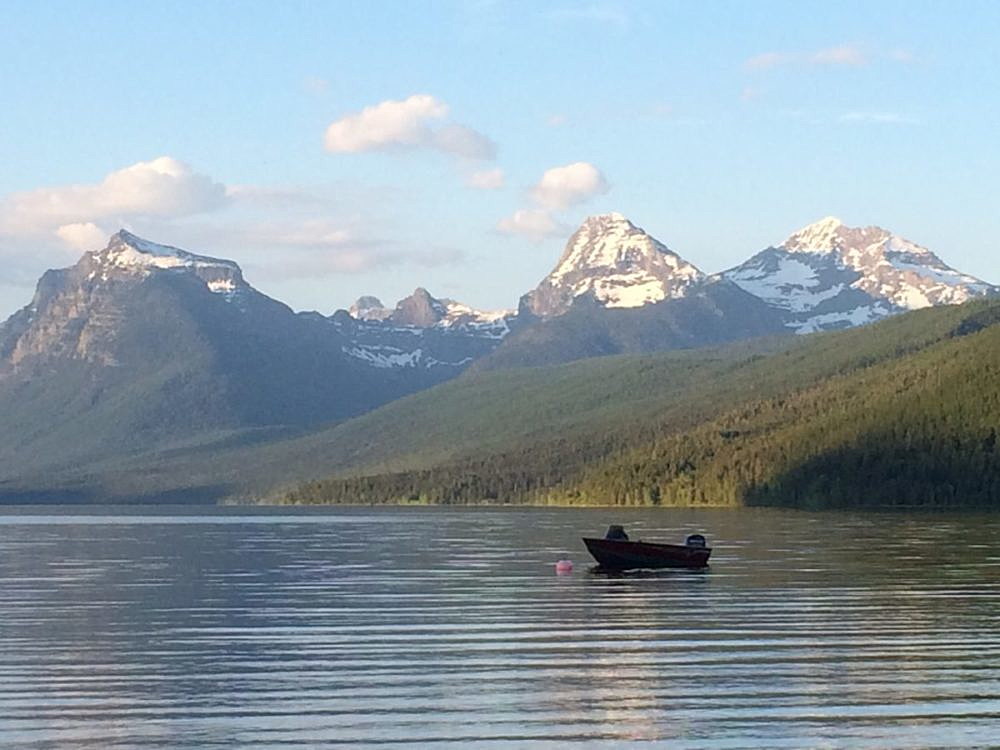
<box><xmin>337</xmin><ymin>289</ymin><xmax>514</xmax><ymax>370</ymax></box>
<box><xmin>723</xmin><ymin>256</ymin><xmax>848</xmax><ymax>313</ymax></box>
<box><xmin>342</xmin><ymin>344</ymin><xmax>473</xmax><ymax>369</ymax></box>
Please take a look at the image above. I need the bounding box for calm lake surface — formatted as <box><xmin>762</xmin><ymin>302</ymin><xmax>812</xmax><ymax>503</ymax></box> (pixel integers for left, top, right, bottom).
<box><xmin>0</xmin><ymin>506</ymin><xmax>998</xmax><ymax>749</ymax></box>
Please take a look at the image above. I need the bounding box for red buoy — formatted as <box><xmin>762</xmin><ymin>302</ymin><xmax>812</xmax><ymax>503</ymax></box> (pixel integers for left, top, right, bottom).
<box><xmin>555</xmin><ymin>559</ymin><xmax>574</xmax><ymax>574</ymax></box>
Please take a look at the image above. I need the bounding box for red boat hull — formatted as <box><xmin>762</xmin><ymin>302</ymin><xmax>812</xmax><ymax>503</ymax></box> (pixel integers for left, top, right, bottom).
<box><xmin>583</xmin><ymin>537</ymin><xmax>711</xmax><ymax>570</ymax></box>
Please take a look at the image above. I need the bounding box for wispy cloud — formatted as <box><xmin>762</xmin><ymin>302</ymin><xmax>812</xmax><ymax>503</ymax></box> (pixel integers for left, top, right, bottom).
<box><xmin>744</xmin><ymin>43</ymin><xmax>912</xmax><ymax>71</ymax></box>
<box><xmin>745</xmin><ymin>52</ymin><xmax>792</xmax><ymax>71</ymax></box>
<box><xmin>302</xmin><ymin>76</ymin><xmax>330</xmax><ymax>96</ymax></box>
<box><xmin>496</xmin><ymin>209</ymin><xmax>566</xmax><ymax>241</ymax></box>
<box><xmin>545</xmin><ymin>3</ymin><xmax>629</xmax><ymax>28</ymax></box>
<box><xmin>810</xmin><ymin>44</ymin><xmax>868</xmax><ymax>67</ymax></box>
<box><xmin>0</xmin><ymin>156</ymin><xmax>463</xmax><ymax>289</ymax></box>
<box><xmin>228</xmin><ymin>220</ymin><xmax>464</xmax><ymax>278</ymax></box>
<box><xmin>839</xmin><ymin>112</ymin><xmax>918</xmax><ymax>125</ymax></box>
<box><xmin>465</xmin><ymin>167</ymin><xmax>505</xmax><ymax>190</ymax></box>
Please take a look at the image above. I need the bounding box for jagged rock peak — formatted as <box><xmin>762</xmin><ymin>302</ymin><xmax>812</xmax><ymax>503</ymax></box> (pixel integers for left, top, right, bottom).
<box><xmin>391</xmin><ymin>287</ymin><xmax>448</xmax><ymax>327</ymax></box>
<box><xmin>521</xmin><ymin>212</ymin><xmax>705</xmax><ymax>317</ymax></box>
<box><xmin>349</xmin><ymin>295</ymin><xmax>391</xmax><ymax>321</ymax></box>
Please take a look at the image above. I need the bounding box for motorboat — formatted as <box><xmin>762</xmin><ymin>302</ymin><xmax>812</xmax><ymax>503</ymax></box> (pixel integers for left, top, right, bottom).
<box><xmin>582</xmin><ymin>525</ymin><xmax>711</xmax><ymax>570</ymax></box>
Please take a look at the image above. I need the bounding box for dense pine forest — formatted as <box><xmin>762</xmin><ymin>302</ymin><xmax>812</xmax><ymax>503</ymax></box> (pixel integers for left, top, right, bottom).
<box><xmin>281</xmin><ymin>299</ymin><xmax>1000</xmax><ymax>509</ymax></box>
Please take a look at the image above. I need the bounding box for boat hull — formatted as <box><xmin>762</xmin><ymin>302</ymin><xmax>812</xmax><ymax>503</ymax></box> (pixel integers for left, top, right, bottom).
<box><xmin>583</xmin><ymin>537</ymin><xmax>711</xmax><ymax>570</ymax></box>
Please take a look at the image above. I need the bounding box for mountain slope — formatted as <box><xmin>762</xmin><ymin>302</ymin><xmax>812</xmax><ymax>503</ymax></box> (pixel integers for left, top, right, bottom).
<box><xmin>482</xmin><ymin>213</ymin><xmax>788</xmax><ymax>368</ymax></box>
<box><xmin>477</xmin><ymin>279</ymin><xmax>786</xmax><ymax>370</ymax></box>
<box><xmin>279</xmin><ymin>298</ymin><xmax>1000</xmax><ymax>508</ymax></box>
<box><xmin>0</xmin><ymin>231</ymin><xmax>425</xmax><ymax>481</ymax></box>
<box><xmin>724</xmin><ymin>217</ymin><xmax>998</xmax><ymax>333</ymax></box>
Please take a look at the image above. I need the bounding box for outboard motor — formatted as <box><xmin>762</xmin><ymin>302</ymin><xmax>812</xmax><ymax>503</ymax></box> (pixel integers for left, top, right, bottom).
<box><xmin>685</xmin><ymin>534</ymin><xmax>707</xmax><ymax>548</ymax></box>
<box><xmin>605</xmin><ymin>525</ymin><xmax>629</xmax><ymax>541</ymax></box>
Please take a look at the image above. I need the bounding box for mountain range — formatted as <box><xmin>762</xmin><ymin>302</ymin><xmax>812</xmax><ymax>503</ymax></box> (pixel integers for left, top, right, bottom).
<box><xmin>0</xmin><ymin>215</ymin><xmax>995</xmax><ymax>501</ymax></box>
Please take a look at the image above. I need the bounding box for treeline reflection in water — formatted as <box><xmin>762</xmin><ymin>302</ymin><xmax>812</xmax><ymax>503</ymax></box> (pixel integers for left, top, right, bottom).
<box><xmin>0</xmin><ymin>506</ymin><xmax>998</xmax><ymax>748</ymax></box>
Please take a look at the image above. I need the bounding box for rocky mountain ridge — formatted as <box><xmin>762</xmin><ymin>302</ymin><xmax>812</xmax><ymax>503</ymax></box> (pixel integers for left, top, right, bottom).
<box><xmin>4</xmin><ymin>217</ymin><xmax>995</xmax><ymax>379</ymax></box>
<box><xmin>328</xmin><ymin>288</ymin><xmax>515</xmax><ymax>371</ymax></box>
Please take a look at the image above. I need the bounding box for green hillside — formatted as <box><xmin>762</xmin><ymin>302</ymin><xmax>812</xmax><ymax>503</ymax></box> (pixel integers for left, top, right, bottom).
<box><xmin>279</xmin><ymin>299</ymin><xmax>1000</xmax><ymax>509</ymax></box>
<box><xmin>6</xmin><ymin>298</ymin><xmax>995</xmax><ymax>506</ymax></box>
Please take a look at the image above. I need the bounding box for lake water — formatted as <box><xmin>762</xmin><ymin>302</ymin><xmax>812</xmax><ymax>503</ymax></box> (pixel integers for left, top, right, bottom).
<box><xmin>0</xmin><ymin>506</ymin><xmax>998</xmax><ymax>748</ymax></box>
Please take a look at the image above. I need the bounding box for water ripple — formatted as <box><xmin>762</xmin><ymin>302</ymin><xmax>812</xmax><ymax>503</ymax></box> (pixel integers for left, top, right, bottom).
<box><xmin>1</xmin><ymin>506</ymin><xmax>998</xmax><ymax>748</ymax></box>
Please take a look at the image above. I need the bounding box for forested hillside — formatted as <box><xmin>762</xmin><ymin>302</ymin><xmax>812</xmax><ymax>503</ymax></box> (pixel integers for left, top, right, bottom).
<box><xmin>282</xmin><ymin>299</ymin><xmax>1000</xmax><ymax>509</ymax></box>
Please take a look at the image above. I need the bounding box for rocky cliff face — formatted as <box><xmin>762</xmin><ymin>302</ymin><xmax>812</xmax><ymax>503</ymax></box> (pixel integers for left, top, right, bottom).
<box><xmin>1</xmin><ymin>230</ymin><xmax>259</xmax><ymax>370</ymax></box>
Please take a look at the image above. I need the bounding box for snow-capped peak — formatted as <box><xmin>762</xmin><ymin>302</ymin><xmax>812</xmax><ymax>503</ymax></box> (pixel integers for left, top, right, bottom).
<box><xmin>84</xmin><ymin>230</ymin><xmax>246</xmax><ymax>299</ymax></box>
<box><xmin>723</xmin><ymin>217</ymin><xmax>998</xmax><ymax>334</ymax></box>
<box><xmin>521</xmin><ymin>212</ymin><xmax>705</xmax><ymax>317</ymax></box>
<box><xmin>93</xmin><ymin>230</ymin><xmax>240</xmax><ymax>272</ymax></box>
<box><xmin>784</xmin><ymin>216</ymin><xmax>845</xmax><ymax>252</ymax></box>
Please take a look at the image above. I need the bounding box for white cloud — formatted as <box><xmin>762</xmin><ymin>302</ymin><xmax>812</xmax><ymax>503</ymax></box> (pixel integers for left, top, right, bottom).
<box><xmin>546</xmin><ymin>113</ymin><xmax>568</xmax><ymax>127</ymax></box>
<box><xmin>323</xmin><ymin>94</ymin><xmax>495</xmax><ymax>160</ymax></box>
<box><xmin>531</xmin><ymin>162</ymin><xmax>609</xmax><ymax>210</ymax></box>
<box><xmin>55</xmin><ymin>222</ymin><xmax>107</xmax><ymax>250</ymax></box>
<box><xmin>466</xmin><ymin>167</ymin><xmax>505</xmax><ymax>190</ymax></box>
<box><xmin>497</xmin><ymin>161</ymin><xmax>608</xmax><ymax>241</ymax></box>
<box><xmin>0</xmin><ymin>156</ymin><xmax>228</xmax><ymax>239</ymax></box>
<box><xmin>324</xmin><ymin>94</ymin><xmax>446</xmax><ymax>152</ymax></box>
<box><xmin>496</xmin><ymin>209</ymin><xmax>565</xmax><ymax>241</ymax></box>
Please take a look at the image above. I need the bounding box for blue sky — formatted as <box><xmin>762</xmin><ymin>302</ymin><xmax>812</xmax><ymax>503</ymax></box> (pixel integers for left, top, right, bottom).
<box><xmin>1</xmin><ymin>0</ymin><xmax>998</xmax><ymax>318</ymax></box>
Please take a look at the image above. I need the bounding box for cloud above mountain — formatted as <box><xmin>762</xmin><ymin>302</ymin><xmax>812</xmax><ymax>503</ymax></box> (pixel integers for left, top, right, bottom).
<box><xmin>466</xmin><ymin>167</ymin><xmax>505</xmax><ymax>190</ymax></box>
<box><xmin>498</xmin><ymin>162</ymin><xmax>609</xmax><ymax>240</ymax></box>
<box><xmin>0</xmin><ymin>157</ymin><xmax>228</xmax><ymax>243</ymax></box>
<box><xmin>496</xmin><ymin>209</ymin><xmax>566</xmax><ymax>241</ymax></box>
<box><xmin>0</xmin><ymin>155</ymin><xmax>464</xmax><ymax>298</ymax></box>
<box><xmin>531</xmin><ymin>162</ymin><xmax>609</xmax><ymax>210</ymax></box>
<box><xmin>324</xmin><ymin>94</ymin><xmax>496</xmax><ymax>160</ymax></box>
